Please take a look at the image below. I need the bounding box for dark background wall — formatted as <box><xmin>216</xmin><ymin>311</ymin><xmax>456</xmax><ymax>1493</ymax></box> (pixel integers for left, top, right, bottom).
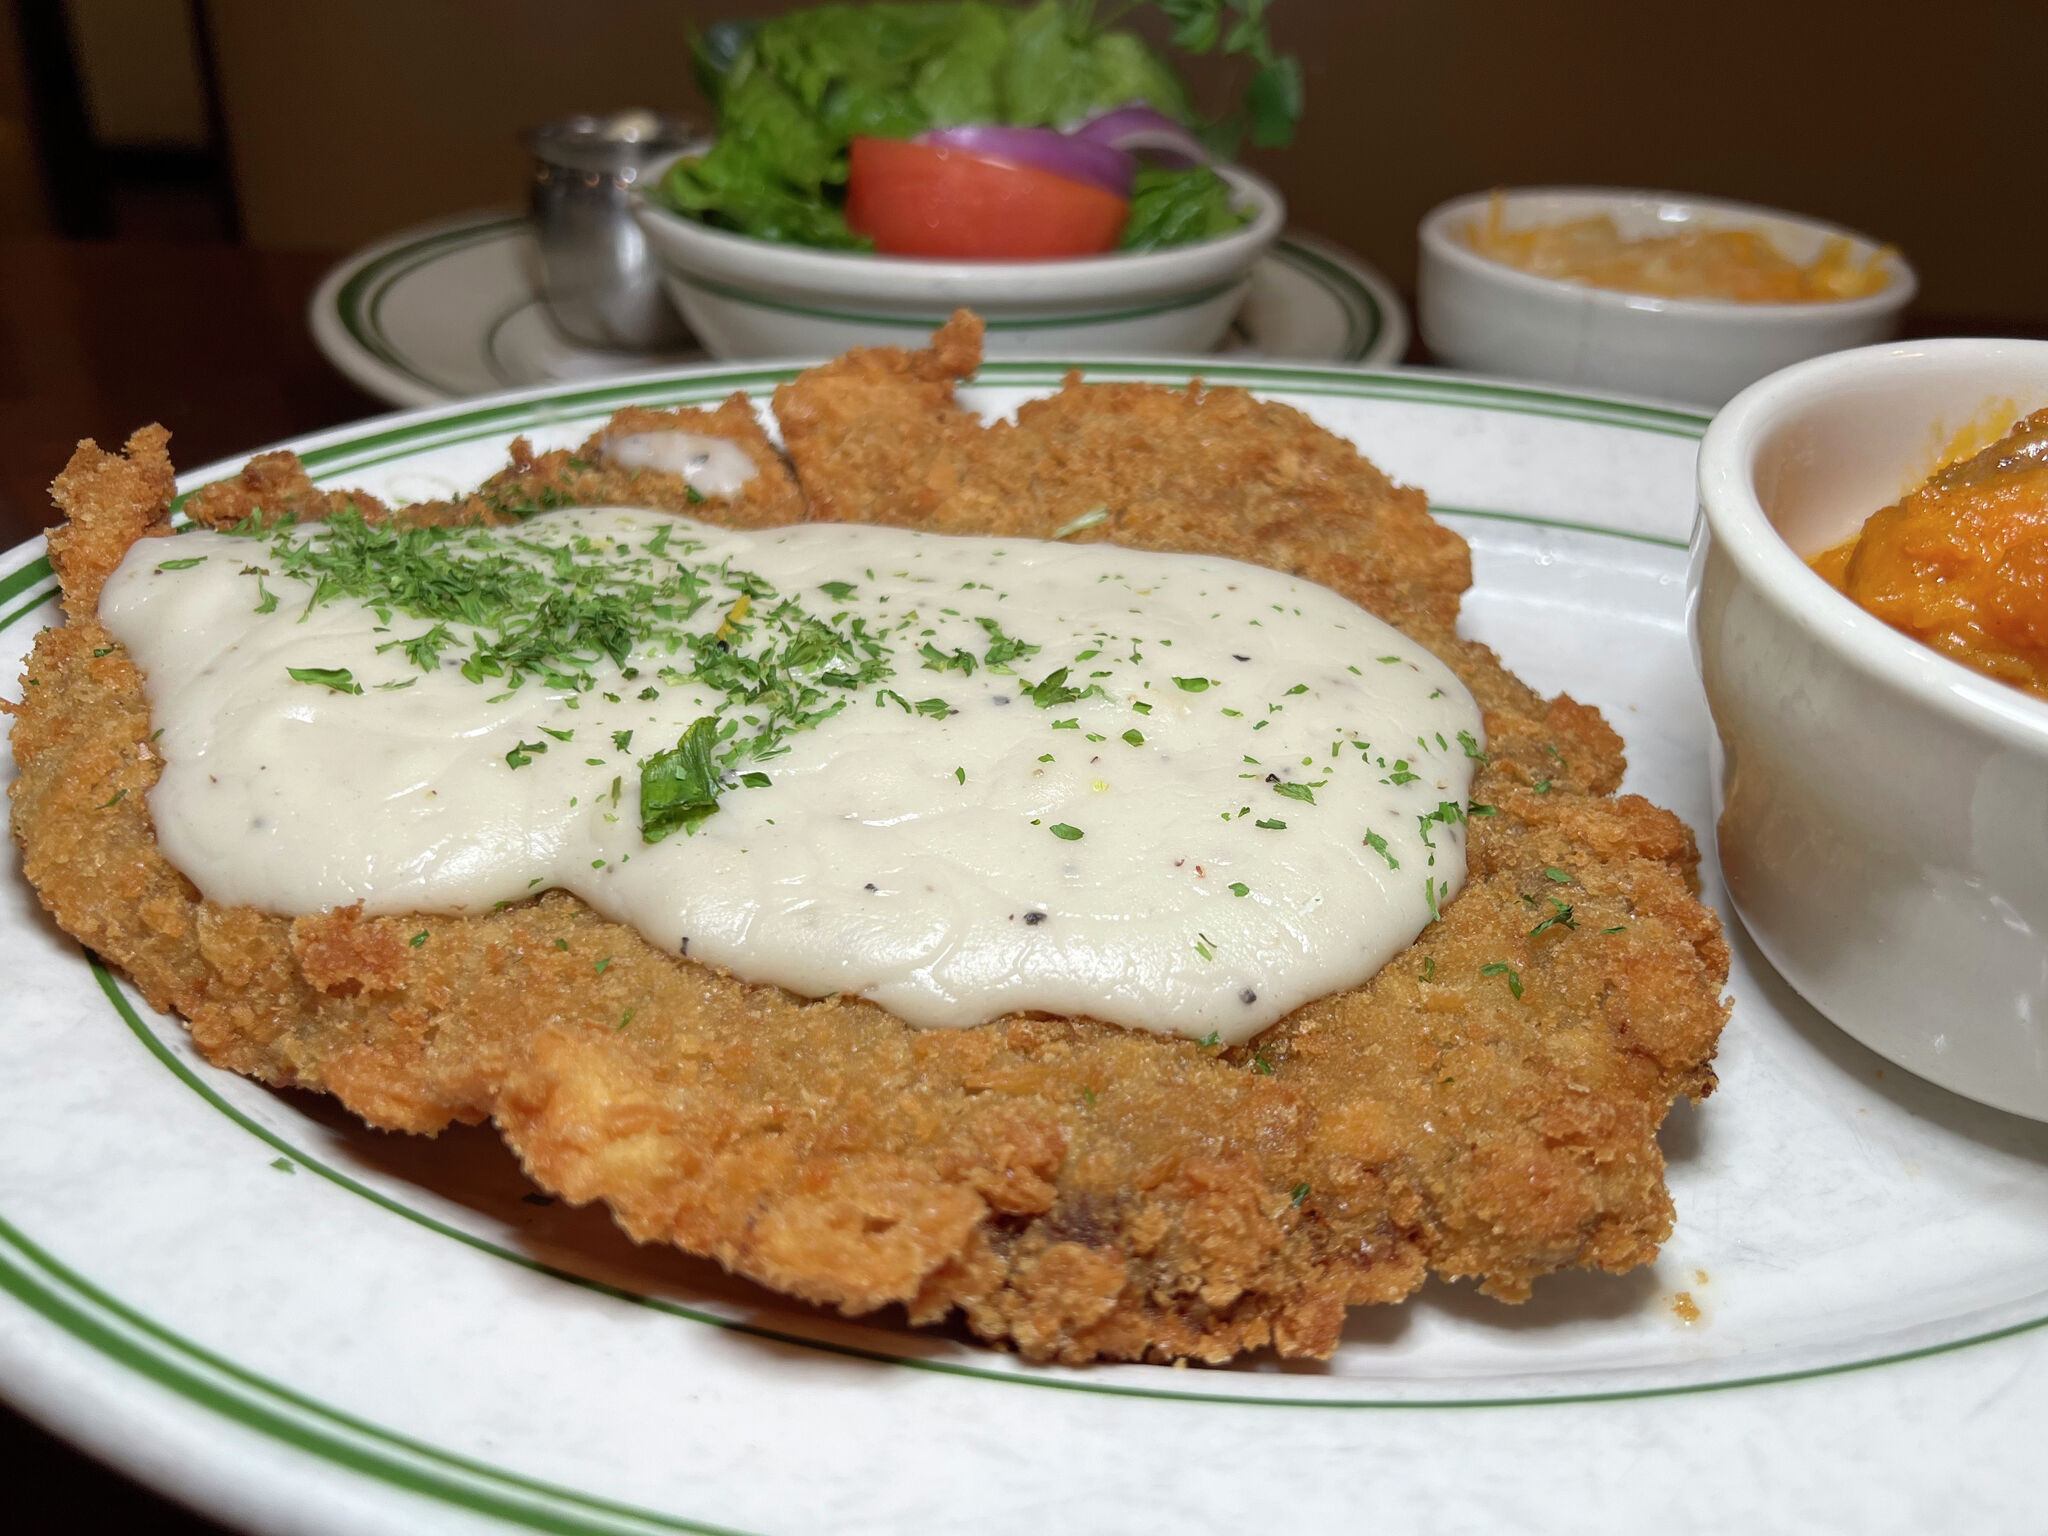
<box><xmin>3</xmin><ymin>0</ymin><xmax>2040</xmax><ymax>324</ymax></box>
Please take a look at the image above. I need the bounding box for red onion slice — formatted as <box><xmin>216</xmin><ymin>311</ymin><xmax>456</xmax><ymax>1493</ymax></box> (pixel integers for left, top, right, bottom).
<box><xmin>1073</xmin><ymin>105</ymin><xmax>1210</xmax><ymax>169</ymax></box>
<box><xmin>916</xmin><ymin>125</ymin><xmax>1134</xmax><ymax>199</ymax></box>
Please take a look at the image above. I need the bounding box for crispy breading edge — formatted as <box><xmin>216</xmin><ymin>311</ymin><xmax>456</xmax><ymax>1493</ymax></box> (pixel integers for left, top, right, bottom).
<box><xmin>8</xmin><ymin>364</ymin><xmax>1729</xmax><ymax>1366</ymax></box>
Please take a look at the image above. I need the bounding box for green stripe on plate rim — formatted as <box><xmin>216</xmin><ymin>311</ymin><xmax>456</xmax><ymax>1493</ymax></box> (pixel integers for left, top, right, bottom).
<box><xmin>336</xmin><ymin>215</ymin><xmax>528</xmax><ymax>385</ymax></box>
<box><xmin>285</xmin><ymin>364</ymin><xmax>1705</xmax><ymax>493</ymax></box>
<box><xmin>0</xmin><ymin>1197</ymin><xmax>757</xmax><ymax>1536</ymax></box>
<box><xmin>68</xmin><ymin>951</ymin><xmax>2048</xmax><ymax>1415</ymax></box>
<box><xmin>1265</xmin><ymin>239</ymin><xmax>1379</xmax><ymax>360</ymax></box>
<box><xmin>0</xmin><ymin>553</ymin><xmax>56</xmax><ymax>633</ymax></box>
<box><xmin>666</xmin><ymin>266</ymin><xmax>1244</xmax><ymax>332</ymax></box>
<box><xmin>333</xmin><ymin>214</ymin><xmax>1381</xmax><ymax>385</ymax></box>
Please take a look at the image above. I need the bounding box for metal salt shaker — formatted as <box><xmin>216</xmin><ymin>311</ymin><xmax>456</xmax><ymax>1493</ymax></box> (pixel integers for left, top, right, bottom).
<box><xmin>524</xmin><ymin>110</ymin><xmax>695</xmax><ymax>350</ymax></box>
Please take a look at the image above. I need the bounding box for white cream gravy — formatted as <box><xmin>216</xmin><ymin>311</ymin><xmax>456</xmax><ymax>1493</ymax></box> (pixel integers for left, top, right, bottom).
<box><xmin>100</xmin><ymin>506</ymin><xmax>1483</xmax><ymax>1043</ymax></box>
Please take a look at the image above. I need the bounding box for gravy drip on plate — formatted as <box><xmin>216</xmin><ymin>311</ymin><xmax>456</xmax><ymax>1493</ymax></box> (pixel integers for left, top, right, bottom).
<box><xmin>101</xmin><ymin>506</ymin><xmax>1483</xmax><ymax>1043</ymax></box>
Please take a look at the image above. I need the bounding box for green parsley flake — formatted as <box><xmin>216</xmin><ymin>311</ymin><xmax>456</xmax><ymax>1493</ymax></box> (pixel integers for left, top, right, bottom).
<box><xmin>1480</xmin><ymin>961</ymin><xmax>1524</xmax><ymax>1000</ymax></box>
<box><xmin>1049</xmin><ymin>823</ymin><xmax>1084</xmax><ymax>841</ymax></box>
<box><xmin>1229</xmin><ymin>882</ymin><xmax>1250</xmax><ymax>897</ymax></box>
<box><xmin>286</xmin><ymin>665</ymin><xmax>363</xmax><ymax>695</ymax></box>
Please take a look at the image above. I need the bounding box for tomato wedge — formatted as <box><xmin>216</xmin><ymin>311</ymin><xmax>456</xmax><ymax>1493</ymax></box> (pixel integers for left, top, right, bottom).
<box><xmin>846</xmin><ymin>137</ymin><xmax>1130</xmax><ymax>259</ymax></box>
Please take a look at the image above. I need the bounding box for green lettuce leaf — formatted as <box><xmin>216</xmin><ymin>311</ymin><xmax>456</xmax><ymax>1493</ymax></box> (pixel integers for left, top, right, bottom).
<box><xmin>659</xmin><ymin>1</ymin><xmax>1273</xmax><ymax>249</ymax></box>
<box><xmin>1119</xmin><ymin>165</ymin><xmax>1247</xmax><ymax>250</ymax></box>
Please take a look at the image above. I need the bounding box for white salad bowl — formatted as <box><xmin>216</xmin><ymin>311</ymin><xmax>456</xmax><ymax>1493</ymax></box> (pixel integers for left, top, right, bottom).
<box><xmin>1692</xmin><ymin>338</ymin><xmax>2048</xmax><ymax>1119</ymax></box>
<box><xmin>632</xmin><ymin>162</ymin><xmax>1283</xmax><ymax>359</ymax></box>
<box><xmin>1420</xmin><ymin>187</ymin><xmax>1915</xmax><ymax>407</ymax></box>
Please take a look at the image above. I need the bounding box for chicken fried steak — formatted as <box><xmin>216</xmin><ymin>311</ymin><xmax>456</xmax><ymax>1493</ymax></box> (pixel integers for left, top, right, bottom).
<box><xmin>9</xmin><ymin>320</ymin><xmax>1727</xmax><ymax>1365</ymax></box>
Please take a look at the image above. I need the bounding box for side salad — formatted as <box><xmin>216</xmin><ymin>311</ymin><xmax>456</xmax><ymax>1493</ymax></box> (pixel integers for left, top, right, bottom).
<box><xmin>659</xmin><ymin>0</ymin><xmax>1300</xmax><ymax>259</ymax></box>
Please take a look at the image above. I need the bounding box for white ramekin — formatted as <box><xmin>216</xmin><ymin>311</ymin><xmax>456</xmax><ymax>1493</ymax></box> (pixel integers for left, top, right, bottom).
<box><xmin>632</xmin><ymin>163</ymin><xmax>1283</xmax><ymax>360</ymax></box>
<box><xmin>1421</xmin><ymin>187</ymin><xmax>1916</xmax><ymax>408</ymax></box>
<box><xmin>1692</xmin><ymin>338</ymin><xmax>2048</xmax><ymax>1119</ymax></box>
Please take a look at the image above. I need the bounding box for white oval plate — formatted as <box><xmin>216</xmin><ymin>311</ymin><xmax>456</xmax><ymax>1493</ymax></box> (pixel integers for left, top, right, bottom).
<box><xmin>308</xmin><ymin>212</ymin><xmax>1409</xmax><ymax>408</ymax></box>
<box><xmin>4</xmin><ymin>363</ymin><xmax>2046</xmax><ymax>1536</ymax></box>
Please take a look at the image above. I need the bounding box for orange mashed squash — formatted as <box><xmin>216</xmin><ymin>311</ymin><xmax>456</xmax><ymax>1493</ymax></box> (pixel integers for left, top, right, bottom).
<box><xmin>1812</xmin><ymin>409</ymin><xmax>2048</xmax><ymax>702</ymax></box>
<box><xmin>1465</xmin><ymin>194</ymin><xmax>1892</xmax><ymax>304</ymax></box>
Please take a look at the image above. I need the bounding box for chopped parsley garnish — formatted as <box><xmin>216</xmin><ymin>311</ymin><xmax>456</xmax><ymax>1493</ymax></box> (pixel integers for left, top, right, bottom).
<box><xmin>1048</xmin><ymin>822</ymin><xmax>1084</xmax><ymax>841</ymax></box>
<box><xmin>1272</xmin><ymin>782</ymin><xmax>1315</xmax><ymax>805</ymax></box>
<box><xmin>409</xmin><ymin>931</ymin><xmax>428</xmax><ymax>947</ymax></box>
<box><xmin>1480</xmin><ymin>961</ymin><xmax>1524</xmax><ymax>1000</ymax></box>
<box><xmin>975</xmin><ymin>615</ymin><xmax>1039</xmax><ymax>671</ymax></box>
<box><xmin>1172</xmin><ymin>676</ymin><xmax>1214</xmax><ymax>692</ymax></box>
<box><xmin>1457</xmin><ymin>730</ymin><xmax>1487</xmax><ymax>762</ymax></box>
<box><xmin>1530</xmin><ymin>897</ymin><xmax>1577</xmax><ymax>937</ymax></box>
<box><xmin>1229</xmin><ymin>882</ymin><xmax>1250</xmax><ymax>897</ymax></box>
<box><xmin>817</xmin><ymin>580</ymin><xmax>858</xmax><ymax>601</ymax></box>
<box><xmin>919</xmin><ymin>642</ymin><xmax>977</xmax><ymax>675</ymax></box>
<box><xmin>639</xmin><ymin>715</ymin><xmax>725</xmax><ymax>840</ymax></box>
<box><xmin>1363</xmin><ymin>830</ymin><xmax>1398</xmax><ymax>869</ymax></box>
<box><xmin>155</xmin><ymin>556</ymin><xmax>207</xmax><ymax>571</ymax></box>
<box><xmin>1122</xmin><ymin>728</ymin><xmax>1145</xmax><ymax>746</ymax></box>
<box><xmin>505</xmin><ymin>739</ymin><xmax>547</xmax><ymax>768</ymax></box>
<box><xmin>1544</xmin><ymin>866</ymin><xmax>1571</xmax><ymax>884</ymax></box>
<box><xmin>1254</xmin><ymin>817</ymin><xmax>1287</xmax><ymax>830</ymax></box>
<box><xmin>1290</xmin><ymin>1182</ymin><xmax>1311</xmax><ymax>1206</ymax></box>
<box><xmin>1020</xmin><ymin>666</ymin><xmax>1090</xmax><ymax>708</ymax></box>
<box><xmin>286</xmin><ymin>665</ymin><xmax>363</xmax><ymax>695</ymax></box>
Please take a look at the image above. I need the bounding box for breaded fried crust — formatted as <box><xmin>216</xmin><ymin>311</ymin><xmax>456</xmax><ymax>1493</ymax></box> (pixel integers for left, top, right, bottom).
<box><xmin>8</xmin><ymin>329</ymin><xmax>1728</xmax><ymax>1365</ymax></box>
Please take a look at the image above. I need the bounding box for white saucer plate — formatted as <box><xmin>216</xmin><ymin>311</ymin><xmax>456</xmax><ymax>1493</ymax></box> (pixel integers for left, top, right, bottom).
<box><xmin>309</xmin><ymin>212</ymin><xmax>1410</xmax><ymax>408</ymax></box>
<box><xmin>3</xmin><ymin>363</ymin><xmax>2046</xmax><ymax>1535</ymax></box>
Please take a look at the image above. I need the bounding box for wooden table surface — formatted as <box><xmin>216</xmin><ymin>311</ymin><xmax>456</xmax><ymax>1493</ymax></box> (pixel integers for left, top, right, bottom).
<box><xmin>0</xmin><ymin>235</ymin><xmax>2035</xmax><ymax>1532</ymax></box>
<box><xmin>0</xmin><ymin>240</ymin><xmax>384</xmax><ymax>548</ymax></box>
